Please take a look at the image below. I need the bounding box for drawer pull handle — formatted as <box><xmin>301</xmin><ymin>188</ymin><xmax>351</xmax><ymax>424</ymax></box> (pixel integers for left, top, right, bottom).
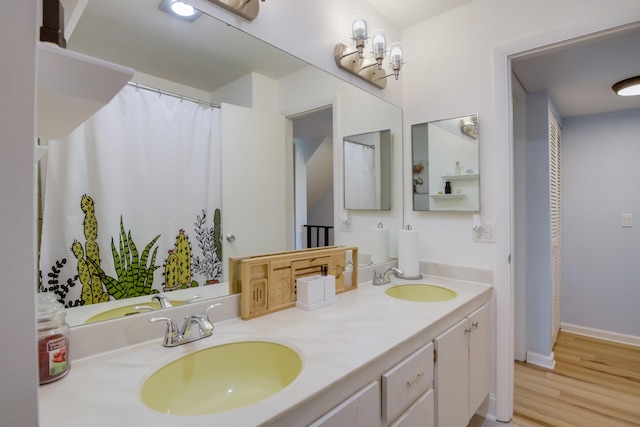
<box><xmin>406</xmin><ymin>372</ymin><xmax>424</xmax><ymax>387</ymax></box>
<box><xmin>472</xmin><ymin>321</ymin><xmax>479</xmax><ymax>329</ymax></box>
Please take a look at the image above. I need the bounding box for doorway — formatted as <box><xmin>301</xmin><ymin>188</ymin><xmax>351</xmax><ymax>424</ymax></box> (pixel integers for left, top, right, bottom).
<box><xmin>290</xmin><ymin>107</ymin><xmax>334</xmax><ymax>249</ymax></box>
<box><xmin>504</xmin><ymin>23</ymin><xmax>638</xmax><ymax>424</ymax></box>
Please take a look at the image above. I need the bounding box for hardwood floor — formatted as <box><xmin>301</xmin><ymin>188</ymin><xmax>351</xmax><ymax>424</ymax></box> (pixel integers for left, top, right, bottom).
<box><xmin>513</xmin><ymin>331</ymin><xmax>640</xmax><ymax>426</ymax></box>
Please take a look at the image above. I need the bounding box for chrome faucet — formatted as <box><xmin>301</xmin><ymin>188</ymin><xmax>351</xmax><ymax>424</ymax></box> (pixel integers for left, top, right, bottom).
<box><xmin>153</xmin><ymin>293</ymin><xmax>203</xmax><ymax>308</ymax></box>
<box><xmin>150</xmin><ymin>303</ymin><xmax>221</xmax><ymax>347</ymax></box>
<box><xmin>372</xmin><ymin>265</ymin><xmax>405</xmax><ymax>286</ymax></box>
<box><xmin>135</xmin><ymin>293</ymin><xmax>203</xmax><ymax>312</ymax></box>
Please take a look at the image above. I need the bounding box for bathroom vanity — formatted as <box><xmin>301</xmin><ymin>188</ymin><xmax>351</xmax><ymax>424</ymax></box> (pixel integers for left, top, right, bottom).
<box><xmin>38</xmin><ymin>274</ymin><xmax>491</xmax><ymax>427</ymax></box>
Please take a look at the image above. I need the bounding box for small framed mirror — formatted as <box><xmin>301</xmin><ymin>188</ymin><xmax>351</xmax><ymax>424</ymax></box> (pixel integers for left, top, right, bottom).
<box><xmin>343</xmin><ymin>129</ymin><xmax>392</xmax><ymax>210</ymax></box>
<box><xmin>412</xmin><ymin>114</ymin><xmax>479</xmax><ymax>211</ymax></box>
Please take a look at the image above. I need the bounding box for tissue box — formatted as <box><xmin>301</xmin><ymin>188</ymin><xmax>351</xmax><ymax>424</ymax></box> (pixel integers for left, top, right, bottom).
<box><xmin>296</xmin><ymin>275</ymin><xmax>325</xmax><ymax>306</ymax></box>
<box><xmin>296</xmin><ymin>275</ymin><xmax>337</xmax><ymax>311</ymax></box>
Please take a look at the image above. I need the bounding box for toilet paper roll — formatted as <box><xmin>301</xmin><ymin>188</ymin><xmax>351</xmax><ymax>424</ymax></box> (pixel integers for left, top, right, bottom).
<box><xmin>369</xmin><ymin>227</ymin><xmax>389</xmax><ymax>264</ymax></box>
<box><xmin>398</xmin><ymin>229</ymin><xmax>420</xmax><ymax>278</ymax></box>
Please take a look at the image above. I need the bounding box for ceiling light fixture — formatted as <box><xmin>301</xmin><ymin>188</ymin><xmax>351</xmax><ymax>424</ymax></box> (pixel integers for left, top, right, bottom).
<box><xmin>612</xmin><ymin>76</ymin><xmax>640</xmax><ymax>96</ymax></box>
<box><xmin>158</xmin><ymin>0</ymin><xmax>202</xmax><ymax>22</ymax></box>
<box><xmin>333</xmin><ymin>17</ymin><xmax>404</xmax><ymax>89</ymax></box>
<box><xmin>171</xmin><ymin>1</ymin><xmax>197</xmax><ymax>16</ymax></box>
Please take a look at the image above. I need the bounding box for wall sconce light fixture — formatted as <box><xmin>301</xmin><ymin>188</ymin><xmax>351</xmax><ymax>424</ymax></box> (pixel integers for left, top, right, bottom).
<box><xmin>460</xmin><ymin>115</ymin><xmax>478</xmax><ymax>139</ymax></box>
<box><xmin>334</xmin><ymin>17</ymin><xmax>404</xmax><ymax>89</ymax></box>
<box><xmin>206</xmin><ymin>0</ymin><xmax>264</xmax><ymax>21</ymax></box>
<box><xmin>612</xmin><ymin>76</ymin><xmax>640</xmax><ymax>97</ymax></box>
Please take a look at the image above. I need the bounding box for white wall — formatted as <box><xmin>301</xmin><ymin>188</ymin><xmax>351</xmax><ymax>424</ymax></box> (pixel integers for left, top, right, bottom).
<box><xmin>562</xmin><ymin>108</ymin><xmax>640</xmax><ymax>337</ymax></box>
<box><xmin>0</xmin><ymin>1</ymin><xmax>39</xmax><ymax>426</ymax></box>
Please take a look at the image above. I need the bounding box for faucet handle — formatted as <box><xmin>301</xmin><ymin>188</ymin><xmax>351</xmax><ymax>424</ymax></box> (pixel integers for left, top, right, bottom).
<box><xmin>152</xmin><ymin>294</ymin><xmax>173</xmax><ymax>308</ymax></box>
<box><xmin>183</xmin><ymin>294</ymin><xmax>204</xmax><ymax>304</ymax></box>
<box><xmin>201</xmin><ymin>303</ymin><xmax>222</xmax><ymax>322</ymax></box>
<box><xmin>149</xmin><ymin>317</ymin><xmax>180</xmax><ymax>346</ymax></box>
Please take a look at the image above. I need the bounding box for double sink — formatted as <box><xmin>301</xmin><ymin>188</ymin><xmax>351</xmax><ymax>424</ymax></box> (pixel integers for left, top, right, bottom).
<box><xmin>136</xmin><ymin>282</ymin><xmax>457</xmax><ymax>416</ymax></box>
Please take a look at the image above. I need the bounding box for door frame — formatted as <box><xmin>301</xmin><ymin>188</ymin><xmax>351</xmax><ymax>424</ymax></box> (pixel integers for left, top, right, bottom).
<box><xmin>282</xmin><ymin>95</ymin><xmax>340</xmax><ymax>249</ymax></box>
<box><xmin>493</xmin><ymin>14</ymin><xmax>640</xmax><ymax>422</ymax></box>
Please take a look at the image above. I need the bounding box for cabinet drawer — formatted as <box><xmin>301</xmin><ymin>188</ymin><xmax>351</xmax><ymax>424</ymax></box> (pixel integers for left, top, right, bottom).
<box><xmin>310</xmin><ymin>381</ymin><xmax>381</xmax><ymax>427</ymax></box>
<box><xmin>382</xmin><ymin>343</ymin><xmax>433</xmax><ymax>423</ymax></box>
<box><xmin>389</xmin><ymin>389</ymin><xmax>434</xmax><ymax>427</ymax></box>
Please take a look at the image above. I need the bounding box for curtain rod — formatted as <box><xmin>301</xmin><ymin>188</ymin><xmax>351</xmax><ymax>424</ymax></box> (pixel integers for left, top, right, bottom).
<box><xmin>127</xmin><ymin>82</ymin><xmax>219</xmax><ymax>109</ymax></box>
<box><xmin>345</xmin><ymin>139</ymin><xmax>375</xmax><ymax>149</ymax></box>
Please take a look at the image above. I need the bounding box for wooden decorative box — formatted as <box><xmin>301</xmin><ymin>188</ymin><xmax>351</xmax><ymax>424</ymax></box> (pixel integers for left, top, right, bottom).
<box><xmin>229</xmin><ymin>246</ymin><xmax>358</xmax><ymax>320</ymax></box>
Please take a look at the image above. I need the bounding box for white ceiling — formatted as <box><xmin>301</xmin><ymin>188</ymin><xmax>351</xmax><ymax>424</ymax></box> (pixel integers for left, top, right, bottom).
<box><xmin>364</xmin><ymin>0</ymin><xmax>474</xmax><ymax>28</ymax></box>
<box><xmin>511</xmin><ymin>27</ymin><xmax>640</xmax><ymax>118</ymax></box>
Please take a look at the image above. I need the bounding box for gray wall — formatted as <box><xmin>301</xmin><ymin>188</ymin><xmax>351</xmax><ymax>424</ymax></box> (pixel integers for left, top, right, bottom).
<box><xmin>562</xmin><ymin>108</ymin><xmax>640</xmax><ymax>337</ymax></box>
<box><xmin>524</xmin><ymin>90</ymin><xmax>553</xmax><ymax>357</ymax></box>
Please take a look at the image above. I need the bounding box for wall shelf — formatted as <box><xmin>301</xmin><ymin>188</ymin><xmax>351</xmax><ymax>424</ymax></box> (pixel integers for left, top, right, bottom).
<box><xmin>37</xmin><ymin>42</ymin><xmax>134</xmax><ymax>140</ymax></box>
<box><xmin>441</xmin><ymin>174</ymin><xmax>478</xmax><ymax>180</ymax></box>
<box><xmin>430</xmin><ymin>194</ymin><xmax>466</xmax><ymax>199</ymax></box>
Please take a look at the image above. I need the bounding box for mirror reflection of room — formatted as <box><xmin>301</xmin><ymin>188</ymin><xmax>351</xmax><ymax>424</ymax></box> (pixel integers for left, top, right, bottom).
<box><xmin>343</xmin><ymin>129</ymin><xmax>391</xmax><ymax>211</ymax></box>
<box><xmin>36</xmin><ymin>0</ymin><xmax>404</xmax><ymax>327</ymax></box>
<box><xmin>412</xmin><ymin>114</ymin><xmax>480</xmax><ymax>211</ymax></box>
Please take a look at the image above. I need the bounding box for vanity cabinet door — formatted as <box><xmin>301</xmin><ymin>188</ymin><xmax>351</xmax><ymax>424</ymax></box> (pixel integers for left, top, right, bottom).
<box><xmin>468</xmin><ymin>303</ymin><xmax>491</xmax><ymax>419</ymax></box>
<box><xmin>389</xmin><ymin>389</ymin><xmax>434</xmax><ymax>427</ymax></box>
<box><xmin>434</xmin><ymin>317</ymin><xmax>469</xmax><ymax>427</ymax></box>
<box><xmin>434</xmin><ymin>303</ymin><xmax>490</xmax><ymax>427</ymax></box>
<box><xmin>310</xmin><ymin>381</ymin><xmax>381</xmax><ymax>427</ymax></box>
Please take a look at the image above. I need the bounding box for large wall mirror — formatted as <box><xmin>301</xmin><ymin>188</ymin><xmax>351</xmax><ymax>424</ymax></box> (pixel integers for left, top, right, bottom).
<box><xmin>412</xmin><ymin>114</ymin><xmax>480</xmax><ymax>211</ymax></box>
<box><xmin>343</xmin><ymin>130</ymin><xmax>391</xmax><ymax>210</ymax></box>
<box><xmin>45</xmin><ymin>0</ymin><xmax>403</xmax><ymax>327</ymax></box>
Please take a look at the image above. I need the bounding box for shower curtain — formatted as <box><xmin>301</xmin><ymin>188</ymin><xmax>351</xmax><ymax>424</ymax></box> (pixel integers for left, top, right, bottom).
<box><xmin>344</xmin><ymin>140</ymin><xmax>376</xmax><ymax>209</ymax></box>
<box><xmin>39</xmin><ymin>84</ymin><xmax>222</xmax><ymax>307</ymax></box>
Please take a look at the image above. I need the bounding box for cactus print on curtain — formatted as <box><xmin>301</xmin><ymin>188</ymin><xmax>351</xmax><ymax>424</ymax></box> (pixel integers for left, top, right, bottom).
<box><xmin>39</xmin><ymin>84</ymin><xmax>222</xmax><ymax>308</ymax></box>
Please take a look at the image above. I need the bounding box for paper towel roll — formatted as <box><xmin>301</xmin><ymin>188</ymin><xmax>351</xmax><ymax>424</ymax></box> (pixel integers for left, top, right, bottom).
<box><xmin>369</xmin><ymin>227</ymin><xmax>389</xmax><ymax>264</ymax></box>
<box><xmin>398</xmin><ymin>229</ymin><xmax>420</xmax><ymax>278</ymax></box>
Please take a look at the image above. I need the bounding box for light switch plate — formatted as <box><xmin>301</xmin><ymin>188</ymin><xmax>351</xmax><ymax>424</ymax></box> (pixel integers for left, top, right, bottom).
<box><xmin>622</xmin><ymin>213</ymin><xmax>632</xmax><ymax>228</ymax></box>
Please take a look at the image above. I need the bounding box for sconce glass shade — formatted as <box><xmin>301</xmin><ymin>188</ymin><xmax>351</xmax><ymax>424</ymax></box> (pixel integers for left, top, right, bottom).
<box><xmin>352</xmin><ymin>17</ymin><xmax>368</xmax><ymax>58</ymax></box>
<box><xmin>389</xmin><ymin>42</ymin><xmax>403</xmax><ymax>79</ymax></box>
<box><xmin>371</xmin><ymin>29</ymin><xmax>387</xmax><ymax>69</ymax></box>
<box><xmin>612</xmin><ymin>76</ymin><xmax>640</xmax><ymax>96</ymax></box>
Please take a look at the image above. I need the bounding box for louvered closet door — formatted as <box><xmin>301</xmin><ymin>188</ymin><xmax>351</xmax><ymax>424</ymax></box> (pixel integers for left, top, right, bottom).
<box><xmin>549</xmin><ymin>110</ymin><xmax>562</xmax><ymax>345</ymax></box>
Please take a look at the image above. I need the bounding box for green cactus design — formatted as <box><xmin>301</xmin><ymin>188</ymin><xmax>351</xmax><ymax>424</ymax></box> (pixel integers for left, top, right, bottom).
<box><xmin>89</xmin><ymin>216</ymin><xmax>160</xmax><ymax>299</ymax></box>
<box><xmin>72</xmin><ymin>195</ymin><xmax>109</xmax><ymax>305</ymax></box>
<box><xmin>163</xmin><ymin>229</ymin><xmax>193</xmax><ymax>291</ymax></box>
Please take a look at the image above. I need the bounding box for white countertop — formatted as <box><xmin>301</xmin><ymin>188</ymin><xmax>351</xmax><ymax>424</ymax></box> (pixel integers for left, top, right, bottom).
<box><xmin>38</xmin><ymin>276</ymin><xmax>491</xmax><ymax>427</ymax></box>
